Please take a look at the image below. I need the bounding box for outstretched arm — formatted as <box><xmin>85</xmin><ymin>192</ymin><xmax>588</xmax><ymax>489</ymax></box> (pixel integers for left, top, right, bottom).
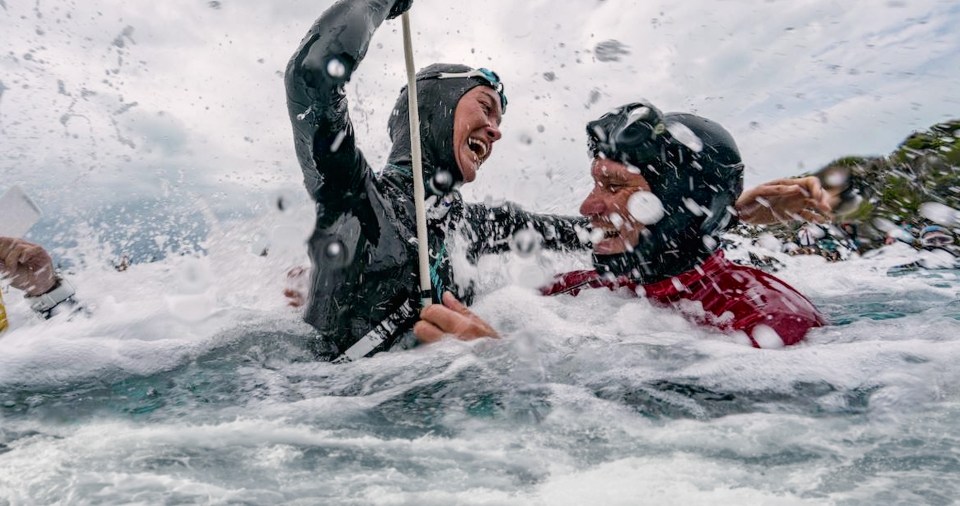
<box><xmin>462</xmin><ymin>201</ymin><xmax>589</xmax><ymax>260</ymax></box>
<box><xmin>736</xmin><ymin>176</ymin><xmax>835</xmax><ymax>226</ymax></box>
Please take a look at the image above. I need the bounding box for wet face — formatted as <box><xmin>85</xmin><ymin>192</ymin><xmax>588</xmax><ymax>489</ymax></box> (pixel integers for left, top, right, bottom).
<box><xmin>579</xmin><ymin>157</ymin><xmax>653</xmax><ymax>255</ymax></box>
<box><xmin>453</xmin><ymin>86</ymin><xmax>503</xmax><ymax>183</ymax></box>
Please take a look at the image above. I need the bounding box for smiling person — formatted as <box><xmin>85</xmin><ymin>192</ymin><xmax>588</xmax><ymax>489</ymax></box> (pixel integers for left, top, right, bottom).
<box><xmin>285</xmin><ymin>0</ymin><xmax>587</xmax><ymax>360</ymax></box>
<box><xmin>416</xmin><ymin>103</ymin><xmax>827</xmax><ymax>348</ymax></box>
<box><xmin>287</xmin><ymin>0</ymin><xmax>835</xmax><ymax>360</ymax></box>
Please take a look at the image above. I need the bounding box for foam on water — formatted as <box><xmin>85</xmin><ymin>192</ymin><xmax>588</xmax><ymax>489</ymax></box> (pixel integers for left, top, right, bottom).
<box><xmin>2</xmin><ymin>227</ymin><xmax>960</xmax><ymax>504</ymax></box>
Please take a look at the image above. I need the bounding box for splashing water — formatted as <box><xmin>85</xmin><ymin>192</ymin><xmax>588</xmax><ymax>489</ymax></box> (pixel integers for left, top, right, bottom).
<box><xmin>920</xmin><ymin>202</ymin><xmax>960</xmax><ymax>226</ymax></box>
<box><xmin>1</xmin><ymin>227</ymin><xmax>960</xmax><ymax>504</ymax></box>
<box><xmin>666</xmin><ymin>121</ymin><xmax>703</xmax><ymax>153</ymax></box>
<box><xmin>510</xmin><ymin>228</ymin><xmax>543</xmax><ymax>259</ymax></box>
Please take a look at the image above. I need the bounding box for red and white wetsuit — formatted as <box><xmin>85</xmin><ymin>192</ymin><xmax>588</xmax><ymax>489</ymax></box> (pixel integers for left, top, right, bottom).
<box><xmin>540</xmin><ymin>251</ymin><xmax>825</xmax><ymax>347</ymax></box>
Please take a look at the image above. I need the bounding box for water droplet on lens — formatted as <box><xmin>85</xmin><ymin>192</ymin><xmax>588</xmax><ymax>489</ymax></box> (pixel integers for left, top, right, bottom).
<box><xmin>589</xmin><ymin>228</ymin><xmax>606</xmax><ymax>245</ymax></box>
<box><xmin>325</xmin><ymin>241</ymin><xmax>344</xmax><ymax>258</ymax></box>
<box><xmin>326</xmin><ymin>57</ymin><xmax>347</xmax><ymax>79</ymax></box>
<box><xmin>702</xmin><ymin>235</ymin><xmax>718</xmax><ymax>250</ymax></box>
<box><xmin>824</xmin><ymin>170</ymin><xmax>848</xmax><ymax>188</ymax></box>
<box><xmin>609</xmin><ymin>213</ymin><xmax>624</xmax><ymax>229</ymax></box>
<box><xmin>757</xmin><ymin>233</ymin><xmax>782</xmax><ymax>252</ymax></box>
<box><xmin>627</xmin><ymin>191</ymin><xmax>665</xmax><ymax>225</ymax></box>
<box><xmin>429</xmin><ymin>170</ymin><xmax>454</xmax><ymax>193</ymax></box>
<box><xmin>666</xmin><ymin>121</ymin><xmax>703</xmax><ymax>152</ymax></box>
<box><xmin>510</xmin><ymin>229</ymin><xmax>542</xmax><ymax>258</ymax></box>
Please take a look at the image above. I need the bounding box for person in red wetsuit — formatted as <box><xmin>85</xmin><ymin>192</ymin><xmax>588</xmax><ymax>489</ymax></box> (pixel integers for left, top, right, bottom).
<box><xmin>539</xmin><ymin>249</ymin><xmax>823</xmax><ymax>348</ymax></box>
<box><xmin>415</xmin><ymin>101</ymin><xmax>825</xmax><ymax>347</ymax></box>
<box><xmin>539</xmin><ymin>102</ymin><xmax>825</xmax><ymax>347</ymax></box>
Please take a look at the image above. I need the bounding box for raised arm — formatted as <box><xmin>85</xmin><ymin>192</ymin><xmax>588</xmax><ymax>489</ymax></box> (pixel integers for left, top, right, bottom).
<box><xmin>284</xmin><ymin>0</ymin><xmax>411</xmax><ymax>200</ymax></box>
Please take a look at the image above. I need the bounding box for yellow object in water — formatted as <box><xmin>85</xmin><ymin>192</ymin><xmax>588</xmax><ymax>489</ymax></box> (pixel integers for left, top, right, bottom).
<box><xmin>0</xmin><ymin>291</ymin><xmax>8</xmax><ymax>333</ymax></box>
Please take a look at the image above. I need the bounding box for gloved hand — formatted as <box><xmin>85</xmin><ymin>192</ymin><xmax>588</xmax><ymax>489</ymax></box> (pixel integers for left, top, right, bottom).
<box><xmin>0</xmin><ymin>237</ymin><xmax>57</xmax><ymax>297</ymax></box>
<box><xmin>387</xmin><ymin>0</ymin><xmax>413</xmax><ymax>19</ymax></box>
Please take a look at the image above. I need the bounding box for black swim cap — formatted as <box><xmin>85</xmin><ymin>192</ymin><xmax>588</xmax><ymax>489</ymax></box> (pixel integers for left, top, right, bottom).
<box><xmin>587</xmin><ymin>102</ymin><xmax>744</xmax><ymax>283</ymax></box>
<box><xmin>387</xmin><ymin>63</ymin><xmax>506</xmax><ymax>188</ymax></box>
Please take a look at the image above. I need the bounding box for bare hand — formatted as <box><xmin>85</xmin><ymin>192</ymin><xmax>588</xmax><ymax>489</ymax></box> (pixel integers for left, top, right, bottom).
<box><xmin>414</xmin><ymin>292</ymin><xmax>499</xmax><ymax>344</ymax></box>
<box><xmin>0</xmin><ymin>237</ymin><xmax>57</xmax><ymax>297</ymax></box>
<box><xmin>736</xmin><ymin>176</ymin><xmax>834</xmax><ymax>225</ymax></box>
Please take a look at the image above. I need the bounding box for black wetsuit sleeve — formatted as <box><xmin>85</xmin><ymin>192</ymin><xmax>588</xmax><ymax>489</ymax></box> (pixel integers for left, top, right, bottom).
<box><xmin>284</xmin><ymin>0</ymin><xmax>399</xmax><ymax>201</ymax></box>
<box><xmin>285</xmin><ymin>1</ymin><xmax>413</xmax><ymax>358</ymax></box>
<box><xmin>462</xmin><ymin>201</ymin><xmax>589</xmax><ymax>259</ymax></box>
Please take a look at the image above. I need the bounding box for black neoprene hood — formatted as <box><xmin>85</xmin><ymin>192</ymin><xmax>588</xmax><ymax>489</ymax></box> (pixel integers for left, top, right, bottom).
<box><xmin>586</xmin><ymin>102</ymin><xmax>745</xmax><ymax>284</ymax></box>
<box><xmin>386</xmin><ymin>63</ymin><xmax>506</xmax><ymax>188</ymax></box>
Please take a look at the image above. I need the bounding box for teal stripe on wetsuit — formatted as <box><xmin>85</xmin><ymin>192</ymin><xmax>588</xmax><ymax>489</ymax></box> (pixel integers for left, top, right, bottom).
<box><xmin>384</xmin><ymin>163</ymin><xmax>448</xmax><ymax>303</ymax></box>
<box><xmin>430</xmin><ymin>241</ymin><xmax>447</xmax><ymax>302</ymax></box>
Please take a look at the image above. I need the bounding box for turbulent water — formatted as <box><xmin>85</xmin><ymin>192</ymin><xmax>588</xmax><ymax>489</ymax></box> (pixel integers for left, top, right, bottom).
<box><xmin>1</xmin><ymin>222</ymin><xmax>959</xmax><ymax>505</ymax></box>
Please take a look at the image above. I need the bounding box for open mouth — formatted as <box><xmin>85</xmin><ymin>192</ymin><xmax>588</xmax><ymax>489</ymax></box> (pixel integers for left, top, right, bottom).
<box><xmin>592</xmin><ymin>225</ymin><xmax>622</xmax><ymax>240</ymax></box>
<box><xmin>467</xmin><ymin>137</ymin><xmax>490</xmax><ymax>166</ymax></box>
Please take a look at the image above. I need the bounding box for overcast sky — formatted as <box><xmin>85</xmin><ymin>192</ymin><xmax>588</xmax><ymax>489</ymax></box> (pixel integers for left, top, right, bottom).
<box><xmin>2</xmin><ymin>0</ymin><xmax>958</xmax><ymax>221</ymax></box>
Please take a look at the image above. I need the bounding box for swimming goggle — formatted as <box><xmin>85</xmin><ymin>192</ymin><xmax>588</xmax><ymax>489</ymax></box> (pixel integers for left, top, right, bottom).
<box><xmin>921</xmin><ymin>233</ymin><xmax>954</xmax><ymax>247</ymax></box>
<box><xmin>431</xmin><ymin>68</ymin><xmax>507</xmax><ymax>113</ymax></box>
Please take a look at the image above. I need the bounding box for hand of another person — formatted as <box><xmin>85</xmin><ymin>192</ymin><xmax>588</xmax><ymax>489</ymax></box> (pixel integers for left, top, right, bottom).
<box><xmin>0</xmin><ymin>237</ymin><xmax>57</xmax><ymax>297</ymax></box>
<box><xmin>736</xmin><ymin>176</ymin><xmax>834</xmax><ymax>225</ymax></box>
<box><xmin>387</xmin><ymin>0</ymin><xmax>414</xmax><ymax>19</ymax></box>
<box><xmin>414</xmin><ymin>292</ymin><xmax>499</xmax><ymax>344</ymax></box>
<box><xmin>283</xmin><ymin>266</ymin><xmax>310</xmax><ymax>308</ymax></box>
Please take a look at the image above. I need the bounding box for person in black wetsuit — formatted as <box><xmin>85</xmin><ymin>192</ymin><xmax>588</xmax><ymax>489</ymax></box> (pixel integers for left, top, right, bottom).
<box><xmin>286</xmin><ymin>0</ymin><xmax>840</xmax><ymax>359</ymax></box>
<box><xmin>285</xmin><ymin>0</ymin><xmax>586</xmax><ymax>360</ymax></box>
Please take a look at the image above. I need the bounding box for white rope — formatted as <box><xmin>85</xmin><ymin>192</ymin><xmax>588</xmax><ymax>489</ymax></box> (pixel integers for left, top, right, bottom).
<box><xmin>401</xmin><ymin>11</ymin><xmax>433</xmax><ymax>309</ymax></box>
